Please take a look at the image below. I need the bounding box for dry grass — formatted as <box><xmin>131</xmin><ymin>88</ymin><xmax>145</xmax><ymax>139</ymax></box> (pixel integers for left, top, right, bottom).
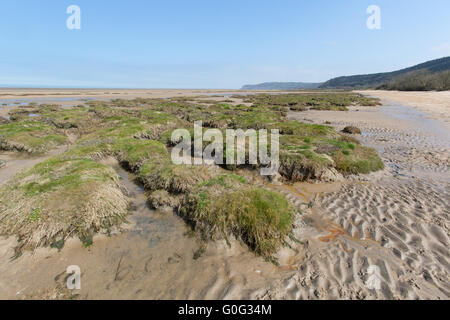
<box><xmin>139</xmin><ymin>160</ymin><xmax>218</xmax><ymax>194</ymax></box>
<box><xmin>0</xmin><ymin>157</ymin><xmax>129</xmax><ymax>253</ymax></box>
<box><xmin>147</xmin><ymin>190</ymin><xmax>179</xmax><ymax>210</ymax></box>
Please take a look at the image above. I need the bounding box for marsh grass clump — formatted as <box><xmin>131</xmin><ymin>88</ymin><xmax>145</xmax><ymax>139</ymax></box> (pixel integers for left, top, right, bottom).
<box><xmin>277</xmin><ymin>123</ymin><xmax>336</xmax><ymax>181</ymax></box>
<box><xmin>157</xmin><ymin>116</ymin><xmax>383</xmax><ymax>182</ymax></box>
<box><xmin>331</xmin><ymin>144</ymin><xmax>384</xmax><ymax>174</ymax></box>
<box><xmin>0</xmin><ymin>120</ymin><xmax>67</xmax><ymax>153</ymax></box>
<box><xmin>1</xmin><ymin>93</ymin><xmax>383</xmax><ymax>254</ymax></box>
<box><xmin>275</xmin><ymin>121</ymin><xmax>337</xmax><ymax>138</ymax></box>
<box><xmin>179</xmin><ymin>174</ymin><xmax>296</xmax><ymax>256</ymax></box>
<box><xmin>39</xmin><ymin>105</ymin><xmax>97</xmax><ymax>132</ymax></box>
<box><xmin>62</xmin><ymin>139</ymin><xmax>113</xmax><ymax>161</ymax></box>
<box><xmin>147</xmin><ymin>190</ymin><xmax>179</xmax><ymax>210</ymax></box>
<box><xmin>240</xmin><ymin>92</ymin><xmax>381</xmax><ymax>110</ymax></box>
<box><xmin>74</xmin><ymin>129</ymin><xmax>218</xmax><ymax>194</ymax></box>
<box><xmin>279</xmin><ymin>150</ymin><xmax>333</xmax><ymax>181</ymax></box>
<box><xmin>68</xmin><ymin>133</ymin><xmax>171</xmax><ymax>173</ymax></box>
<box><xmin>277</xmin><ymin>122</ymin><xmax>382</xmax><ymax>180</ymax></box>
<box><xmin>139</xmin><ymin>160</ymin><xmax>217</xmax><ymax>194</ymax></box>
<box><xmin>0</xmin><ymin>157</ymin><xmax>129</xmax><ymax>252</ymax></box>
<box><xmin>85</xmin><ymin>109</ymin><xmax>185</xmax><ymax>142</ymax></box>
<box><xmin>151</xmin><ymin>102</ymin><xmax>284</xmax><ymax>130</ymax></box>
<box><xmin>113</xmin><ymin>138</ymin><xmax>169</xmax><ymax>171</ymax></box>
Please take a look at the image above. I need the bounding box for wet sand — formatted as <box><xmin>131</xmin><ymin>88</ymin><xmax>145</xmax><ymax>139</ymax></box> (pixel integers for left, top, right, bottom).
<box><xmin>0</xmin><ymin>90</ymin><xmax>448</xmax><ymax>299</ymax></box>
<box><xmin>274</xmin><ymin>96</ymin><xmax>449</xmax><ymax>299</ymax></box>
<box><xmin>357</xmin><ymin>90</ymin><xmax>450</xmax><ymax>129</ymax></box>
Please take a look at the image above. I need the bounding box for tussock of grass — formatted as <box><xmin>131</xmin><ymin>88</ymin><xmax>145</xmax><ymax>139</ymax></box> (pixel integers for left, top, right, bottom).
<box><xmin>148</xmin><ymin>190</ymin><xmax>179</xmax><ymax>210</ymax></box>
<box><xmin>150</xmin><ymin>102</ymin><xmax>284</xmax><ymax>130</ymax></box>
<box><xmin>0</xmin><ymin>120</ymin><xmax>67</xmax><ymax>153</ymax></box>
<box><xmin>68</xmin><ymin>134</ymin><xmax>171</xmax><ymax>174</ymax></box>
<box><xmin>332</xmin><ymin>144</ymin><xmax>384</xmax><ymax>174</ymax></box>
<box><xmin>279</xmin><ymin>150</ymin><xmax>333</xmax><ymax>181</ymax></box>
<box><xmin>180</xmin><ymin>174</ymin><xmax>295</xmax><ymax>256</ymax></box>
<box><xmin>63</xmin><ymin>139</ymin><xmax>113</xmax><ymax>161</ymax></box>
<box><xmin>85</xmin><ymin>110</ymin><xmax>184</xmax><ymax>142</ymax></box>
<box><xmin>40</xmin><ymin>106</ymin><xmax>97</xmax><ymax>132</ymax></box>
<box><xmin>113</xmin><ymin>138</ymin><xmax>169</xmax><ymax>171</ymax></box>
<box><xmin>139</xmin><ymin>159</ymin><xmax>216</xmax><ymax>194</ymax></box>
<box><xmin>275</xmin><ymin>121</ymin><xmax>337</xmax><ymax>138</ymax></box>
<box><xmin>75</xmin><ymin>128</ymin><xmax>215</xmax><ymax>195</ymax></box>
<box><xmin>0</xmin><ymin>157</ymin><xmax>129</xmax><ymax>252</ymax></box>
<box><xmin>277</xmin><ymin>123</ymin><xmax>382</xmax><ymax>179</ymax></box>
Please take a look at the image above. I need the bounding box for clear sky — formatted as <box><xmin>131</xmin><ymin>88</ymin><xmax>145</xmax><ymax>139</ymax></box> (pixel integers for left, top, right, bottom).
<box><xmin>0</xmin><ymin>0</ymin><xmax>449</xmax><ymax>88</ymax></box>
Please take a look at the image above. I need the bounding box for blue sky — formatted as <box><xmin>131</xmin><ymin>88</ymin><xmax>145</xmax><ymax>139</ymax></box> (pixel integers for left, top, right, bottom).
<box><xmin>0</xmin><ymin>0</ymin><xmax>449</xmax><ymax>88</ymax></box>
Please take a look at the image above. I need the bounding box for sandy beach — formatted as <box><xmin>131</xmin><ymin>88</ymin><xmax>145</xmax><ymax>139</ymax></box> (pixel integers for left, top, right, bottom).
<box><xmin>0</xmin><ymin>90</ymin><xmax>448</xmax><ymax>300</ymax></box>
<box><xmin>357</xmin><ymin>90</ymin><xmax>450</xmax><ymax>129</ymax></box>
<box><xmin>265</xmin><ymin>91</ymin><xmax>450</xmax><ymax>299</ymax></box>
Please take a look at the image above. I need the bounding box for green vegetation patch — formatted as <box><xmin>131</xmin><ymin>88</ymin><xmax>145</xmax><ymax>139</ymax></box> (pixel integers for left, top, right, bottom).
<box><xmin>179</xmin><ymin>174</ymin><xmax>296</xmax><ymax>256</ymax></box>
<box><xmin>39</xmin><ymin>105</ymin><xmax>97</xmax><ymax>132</ymax></box>
<box><xmin>275</xmin><ymin>121</ymin><xmax>337</xmax><ymax>138</ymax></box>
<box><xmin>0</xmin><ymin>120</ymin><xmax>67</xmax><ymax>153</ymax></box>
<box><xmin>113</xmin><ymin>138</ymin><xmax>169</xmax><ymax>171</ymax></box>
<box><xmin>277</xmin><ymin>122</ymin><xmax>383</xmax><ymax>180</ymax></box>
<box><xmin>139</xmin><ymin>160</ymin><xmax>216</xmax><ymax>194</ymax></box>
<box><xmin>0</xmin><ymin>157</ymin><xmax>129</xmax><ymax>252</ymax></box>
<box><xmin>86</xmin><ymin>110</ymin><xmax>184</xmax><ymax>141</ymax></box>
<box><xmin>278</xmin><ymin>149</ymin><xmax>333</xmax><ymax>181</ymax></box>
<box><xmin>240</xmin><ymin>92</ymin><xmax>381</xmax><ymax>110</ymax></box>
<box><xmin>331</xmin><ymin>144</ymin><xmax>384</xmax><ymax>174</ymax></box>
